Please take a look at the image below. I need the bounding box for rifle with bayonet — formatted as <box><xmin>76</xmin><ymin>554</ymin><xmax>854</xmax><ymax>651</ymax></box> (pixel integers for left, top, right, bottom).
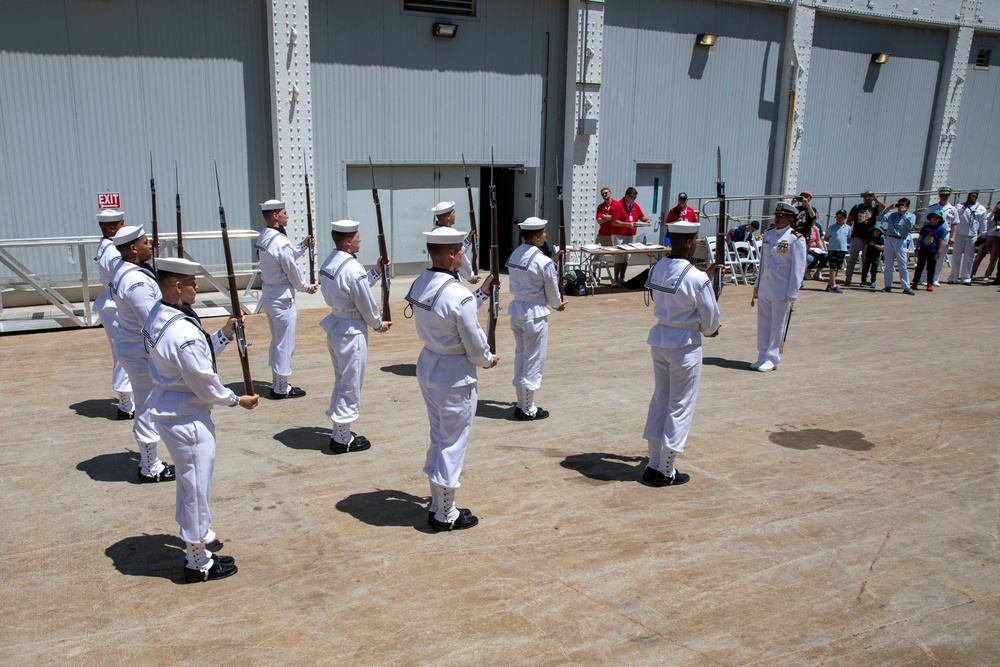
<box><xmin>461</xmin><ymin>153</ymin><xmax>479</xmax><ymax>275</ymax></box>
<box><xmin>487</xmin><ymin>148</ymin><xmax>500</xmax><ymax>353</ymax></box>
<box><xmin>303</xmin><ymin>151</ymin><xmax>316</xmax><ymax>284</ymax></box>
<box><xmin>214</xmin><ymin>161</ymin><xmax>254</xmax><ymax>395</ymax></box>
<box><xmin>368</xmin><ymin>158</ymin><xmax>391</xmax><ymax>323</ymax></box>
<box><xmin>714</xmin><ymin>146</ymin><xmax>726</xmax><ymax>299</ymax></box>
<box><xmin>149</xmin><ymin>152</ymin><xmax>158</xmax><ymax>270</ymax></box>
<box><xmin>556</xmin><ymin>154</ymin><xmax>567</xmax><ymax>300</ymax></box>
<box><xmin>174</xmin><ymin>162</ymin><xmax>184</xmax><ymax>259</ymax></box>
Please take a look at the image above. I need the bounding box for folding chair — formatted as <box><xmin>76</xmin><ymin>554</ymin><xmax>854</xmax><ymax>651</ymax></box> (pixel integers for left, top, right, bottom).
<box><xmin>705</xmin><ymin>238</ymin><xmax>741</xmax><ymax>286</ymax></box>
<box><xmin>732</xmin><ymin>241</ymin><xmax>759</xmax><ymax>284</ymax></box>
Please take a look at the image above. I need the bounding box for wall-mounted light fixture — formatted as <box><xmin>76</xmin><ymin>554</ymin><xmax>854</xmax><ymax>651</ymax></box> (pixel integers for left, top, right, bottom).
<box><xmin>871</xmin><ymin>52</ymin><xmax>890</xmax><ymax>64</ymax></box>
<box><xmin>432</xmin><ymin>23</ymin><xmax>458</xmax><ymax>38</ymax></box>
<box><xmin>696</xmin><ymin>33</ymin><xmax>718</xmax><ymax>47</ymax></box>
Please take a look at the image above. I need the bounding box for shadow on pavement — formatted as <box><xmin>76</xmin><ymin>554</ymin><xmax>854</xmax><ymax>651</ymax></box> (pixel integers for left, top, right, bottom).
<box><xmin>273</xmin><ymin>426</ymin><xmax>332</xmax><ymax>454</ymax></box>
<box><xmin>335</xmin><ymin>489</ymin><xmax>430</xmax><ymax>530</ymax></box>
<box><xmin>105</xmin><ymin>533</ymin><xmax>187</xmax><ymax>583</ymax></box>
<box><xmin>224</xmin><ymin>379</ymin><xmax>276</xmax><ymax>397</ymax></box>
<box><xmin>770</xmin><ymin>428</ymin><xmax>874</xmax><ymax>451</ymax></box>
<box><xmin>76</xmin><ymin>450</ymin><xmax>142</xmax><ymax>483</ymax></box>
<box><xmin>702</xmin><ymin>357</ymin><xmax>754</xmax><ymax>371</ymax></box>
<box><xmin>380</xmin><ymin>363</ymin><xmax>417</xmax><ymax>377</ymax></box>
<box><xmin>69</xmin><ymin>398</ymin><xmax>121</xmax><ymax>420</ymax></box>
<box><xmin>560</xmin><ymin>452</ymin><xmax>647</xmax><ymax>482</ymax></box>
<box><xmin>476</xmin><ymin>399</ymin><xmax>517</xmax><ymax>420</ymax></box>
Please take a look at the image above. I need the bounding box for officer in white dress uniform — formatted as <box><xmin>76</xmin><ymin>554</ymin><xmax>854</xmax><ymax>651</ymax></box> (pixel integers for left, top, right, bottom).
<box><xmin>752</xmin><ymin>202</ymin><xmax>807</xmax><ymax>372</ymax></box>
<box><xmin>642</xmin><ymin>221</ymin><xmax>721</xmax><ymax>487</ymax></box>
<box><xmin>318</xmin><ymin>220</ymin><xmax>392</xmax><ymax>454</ymax></box>
<box><xmin>506</xmin><ymin>217</ymin><xmax>566</xmax><ymax>421</ymax></box>
<box><xmin>256</xmin><ymin>199</ymin><xmax>318</xmax><ymax>399</ymax></box>
<box><xmin>94</xmin><ymin>209</ymin><xmax>134</xmax><ymax>419</ymax></box>
<box><xmin>432</xmin><ymin>201</ymin><xmax>480</xmax><ymax>284</ymax></box>
<box><xmin>143</xmin><ymin>257</ymin><xmax>259</xmax><ymax>582</ymax></box>
<box><xmin>405</xmin><ymin>227</ymin><xmax>498</xmax><ymax>531</ymax></box>
<box><xmin>109</xmin><ymin>226</ymin><xmax>174</xmax><ymax>482</ymax></box>
<box><xmin>949</xmin><ymin>190</ymin><xmax>987</xmax><ymax>285</ymax></box>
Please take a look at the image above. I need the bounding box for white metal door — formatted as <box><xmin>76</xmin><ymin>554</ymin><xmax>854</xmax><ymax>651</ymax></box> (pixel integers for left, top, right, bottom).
<box><xmin>635</xmin><ymin>164</ymin><xmax>671</xmax><ymax>244</ymax></box>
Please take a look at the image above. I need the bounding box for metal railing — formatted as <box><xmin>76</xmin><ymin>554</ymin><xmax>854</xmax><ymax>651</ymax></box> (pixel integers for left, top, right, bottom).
<box><xmin>0</xmin><ymin>230</ymin><xmax>260</xmax><ymax>333</ymax></box>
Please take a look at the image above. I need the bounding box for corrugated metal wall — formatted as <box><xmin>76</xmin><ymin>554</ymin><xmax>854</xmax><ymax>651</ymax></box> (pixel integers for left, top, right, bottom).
<box><xmin>949</xmin><ymin>32</ymin><xmax>1000</xmax><ymax>193</ymax></box>
<box><xmin>798</xmin><ymin>14</ymin><xmax>947</xmax><ymax>195</ymax></box>
<box><xmin>310</xmin><ymin>0</ymin><xmax>568</xmax><ymax>256</ymax></box>
<box><xmin>0</xmin><ymin>0</ymin><xmax>273</xmax><ymax>281</ymax></box>
<box><xmin>600</xmin><ymin>0</ymin><xmax>788</xmax><ymax>223</ymax></box>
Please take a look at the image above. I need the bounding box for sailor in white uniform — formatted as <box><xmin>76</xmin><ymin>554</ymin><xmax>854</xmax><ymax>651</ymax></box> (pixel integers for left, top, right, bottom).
<box><xmin>143</xmin><ymin>257</ymin><xmax>259</xmax><ymax>582</ymax></box>
<box><xmin>949</xmin><ymin>190</ymin><xmax>987</xmax><ymax>285</ymax></box>
<box><xmin>506</xmin><ymin>217</ymin><xmax>566</xmax><ymax>421</ymax></box>
<box><xmin>432</xmin><ymin>201</ymin><xmax>479</xmax><ymax>284</ymax></box>
<box><xmin>642</xmin><ymin>221</ymin><xmax>721</xmax><ymax>487</ymax></box>
<box><xmin>94</xmin><ymin>209</ymin><xmax>134</xmax><ymax>419</ymax></box>
<box><xmin>108</xmin><ymin>226</ymin><xmax>174</xmax><ymax>483</ymax></box>
<box><xmin>404</xmin><ymin>227</ymin><xmax>498</xmax><ymax>531</ymax></box>
<box><xmin>752</xmin><ymin>202</ymin><xmax>807</xmax><ymax>372</ymax></box>
<box><xmin>256</xmin><ymin>199</ymin><xmax>318</xmax><ymax>399</ymax></box>
<box><xmin>319</xmin><ymin>220</ymin><xmax>392</xmax><ymax>454</ymax></box>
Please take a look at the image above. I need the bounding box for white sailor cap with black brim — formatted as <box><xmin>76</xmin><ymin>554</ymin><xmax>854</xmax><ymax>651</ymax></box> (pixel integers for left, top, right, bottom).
<box><xmin>97</xmin><ymin>209</ymin><xmax>125</xmax><ymax>224</ymax></box>
<box><xmin>330</xmin><ymin>220</ymin><xmax>360</xmax><ymax>233</ymax></box>
<box><xmin>424</xmin><ymin>227</ymin><xmax>467</xmax><ymax>244</ymax></box>
<box><xmin>431</xmin><ymin>201</ymin><xmax>455</xmax><ymax>216</ymax></box>
<box><xmin>156</xmin><ymin>257</ymin><xmax>202</xmax><ymax>275</ymax></box>
<box><xmin>518</xmin><ymin>217</ymin><xmax>548</xmax><ymax>231</ymax></box>
<box><xmin>112</xmin><ymin>225</ymin><xmax>145</xmax><ymax>246</ymax></box>
<box><xmin>667</xmin><ymin>221</ymin><xmax>700</xmax><ymax>235</ymax></box>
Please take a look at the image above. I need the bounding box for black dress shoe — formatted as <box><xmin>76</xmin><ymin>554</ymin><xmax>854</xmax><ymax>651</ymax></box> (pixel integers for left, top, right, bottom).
<box><xmin>183</xmin><ymin>559</ymin><xmax>238</xmax><ymax>583</ymax></box>
<box><xmin>640</xmin><ymin>466</ymin><xmax>689</xmax><ymax>487</ymax></box>
<box><xmin>137</xmin><ymin>464</ymin><xmax>176</xmax><ymax>483</ymax></box>
<box><xmin>429</xmin><ymin>510</ymin><xmax>479</xmax><ymax>532</ymax></box>
<box><xmin>329</xmin><ymin>434</ymin><xmax>371</xmax><ymax>454</ymax></box>
<box><xmin>513</xmin><ymin>406</ymin><xmax>550</xmax><ymax>421</ymax></box>
<box><xmin>269</xmin><ymin>386</ymin><xmax>307</xmax><ymax>399</ymax></box>
<box><xmin>116</xmin><ymin>408</ymin><xmax>135</xmax><ymax>420</ymax></box>
<box><xmin>427</xmin><ymin>508</ymin><xmax>472</xmax><ymax>525</ymax></box>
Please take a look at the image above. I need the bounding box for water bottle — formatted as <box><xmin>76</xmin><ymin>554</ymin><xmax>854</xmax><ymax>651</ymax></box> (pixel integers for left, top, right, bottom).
<box><xmin>642</xmin><ymin>234</ymin><xmax>647</xmax><ymax>245</ymax></box>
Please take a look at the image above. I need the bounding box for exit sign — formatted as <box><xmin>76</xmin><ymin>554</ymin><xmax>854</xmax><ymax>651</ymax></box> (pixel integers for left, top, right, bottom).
<box><xmin>98</xmin><ymin>192</ymin><xmax>121</xmax><ymax>209</ymax></box>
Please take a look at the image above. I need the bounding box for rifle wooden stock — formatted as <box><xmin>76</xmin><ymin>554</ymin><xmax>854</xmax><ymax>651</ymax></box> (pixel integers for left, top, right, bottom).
<box><xmin>556</xmin><ymin>156</ymin><xmax>566</xmax><ymax>301</ymax></box>
<box><xmin>174</xmin><ymin>162</ymin><xmax>184</xmax><ymax>259</ymax></box>
<box><xmin>487</xmin><ymin>174</ymin><xmax>499</xmax><ymax>353</ymax></box>
<box><xmin>303</xmin><ymin>152</ymin><xmax>316</xmax><ymax>284</ymax></box>
<box><xmin>713</xmin><ymin>147</ymin><xmax>726</xmax><ymax>298</ymax></box>
<box><xmin>149</xmin><ymin>152</ymin><xmax>159</xmax><ymax>270</ymax></box>
<box><xmin>215</xmin><ymin>162</ymin><xmax>253</xmax><ymax>395</ymax></box>
<box><xmin>462</xmin><ymin>154</ymin><xmax>479</xmax><ymax>274</ymax></box>
<box><xmin>369</xmin><ymin>158</ymin><xmax>391</xmax><ymax>323</ymax></box>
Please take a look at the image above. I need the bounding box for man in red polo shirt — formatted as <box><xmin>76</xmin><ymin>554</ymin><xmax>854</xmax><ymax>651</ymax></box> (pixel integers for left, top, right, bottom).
<box><xmin>665</xmin><ymin>192</ymin><xmax>698</xmax><ymax>224</ymax></box>
<box><xmin>611</xmin><ymin>187</ymin><xmax>650</xmax><ymax>287</ymax></box>
<box><xmin>595</xmin><ymin>187</ymin><xmax>621</xmax><ymax>247</ymax></box>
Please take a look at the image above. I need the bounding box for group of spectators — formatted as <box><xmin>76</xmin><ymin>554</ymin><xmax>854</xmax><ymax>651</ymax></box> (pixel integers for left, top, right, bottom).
<box><xmin>730</xmin><ymin>188</ymin><xmax>1000</xmax><ymax>294</ymax></box>
<box><xmin>596</xmin><ymin>187</ymin><xmax>704</xmax><ymax>287</ymax></box>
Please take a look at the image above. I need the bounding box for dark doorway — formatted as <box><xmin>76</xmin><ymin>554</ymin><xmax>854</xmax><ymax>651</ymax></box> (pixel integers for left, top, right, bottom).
<box><xmin>479</xmin><ymin>167</ymin><xmax>516</xmax><ymax>273</ymax></box>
